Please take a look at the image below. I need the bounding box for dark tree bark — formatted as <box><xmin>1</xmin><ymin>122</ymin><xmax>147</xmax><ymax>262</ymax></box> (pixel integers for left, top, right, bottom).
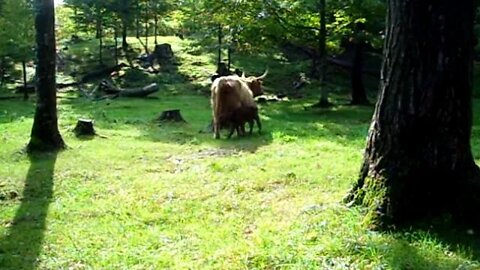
<box><xmin>122</xmin><ymin>18</ymin><xmax>129</xmax><ymax>51</ymax></box>
<box><xmin>315</xmin><ymin>0</ymin><xmax>331</xmax><ymax>107</ymax></box>
<box><xmin>350</xmin><ymin>23</ymin><xmax>369</xmax><ymax>105</ymax></box>
<box><xmin>114</xmin><ymin>26</ymin><xmax>119</xmax><ymax>65</ymax></box>
<box><xmin>153</xmin><ymin>1</ymin><xmax>158</xmax><ymax>45</ymax></box>
<box><xmin>345</xmin><ymin>0</ymin><xmax>480</xmax><ymax>227</ymax></box>
<box><xmin>0</xmin><ymin>58</ymin><xmax>5</xmax><ymax>86</ymax></box>
<box><xmin>136</xmin><ymin>0</ymin><xmax>140</xmax><ymax>39</ymax></box>
<box><xmin>227</xmin><ymin>46</ymin><xmax>231</xmax><ymax>71</ymax></box>
<box><xmin>22</xmin><ymin>60</ymin><xmax>28</xmax><ymax>101</ymax></box>
<box><xmin>98</xmin><ymin>17</ymin><xmax>103</xmax><ymax>65</ymax></box>
<box><xmin>217</xmin><ymin>24</ymin><xmax>222</xmax><ymax>69</ymax></box>
<box><xmin>28</xmin><ymin>0</ymin><xmax>65</xmax><ymax>152</ymax></box>
<box><xmin>144</xmin><ymin>0</ymin><xmax>149</xmax><ymax>54</ymax></box>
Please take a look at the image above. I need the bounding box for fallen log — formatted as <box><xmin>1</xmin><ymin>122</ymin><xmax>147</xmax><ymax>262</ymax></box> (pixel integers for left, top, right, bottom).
<box><xmin>80</xmin><ymin>63</ymin><xmax>128</xmax><ymax>83</ymax></box>
<box><xmin>0</xmin><ymin>96</ymin><xmax>20</xmax><ymax>100</ymax></box>
<box><xmin>98</xmin><ymin>80</ymin><xmax>159</xmax><ymax>98</ymax></box>
<box><xmin>14</xmin><ymin>81</ymin><xmax>79</xmax><ymax>93</ymax></box>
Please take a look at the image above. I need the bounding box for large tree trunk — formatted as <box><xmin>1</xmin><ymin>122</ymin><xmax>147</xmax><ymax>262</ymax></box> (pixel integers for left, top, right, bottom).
<box><xmin>28</xmin><ymin>0</ymin><xmax>65</xmax><ymax>152</ymax></box>
<box><xmin>345</xmin><ymin>0</ymin><xmax>480</xmax><ymax>227</ymax></box>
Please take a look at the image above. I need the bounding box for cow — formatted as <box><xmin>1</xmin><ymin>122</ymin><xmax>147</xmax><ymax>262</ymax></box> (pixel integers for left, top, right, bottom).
<box><xmin>211</xmin><ymin>75</ymin><xmax>263</xmax><ymax>139</ymax></box>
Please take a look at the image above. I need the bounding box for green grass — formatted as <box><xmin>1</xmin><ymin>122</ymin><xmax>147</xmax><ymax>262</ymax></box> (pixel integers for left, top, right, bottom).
<box><xmin>1</xmin><ymin>36</ymin><xmax>480</xmax><ymax>269</ymax></box>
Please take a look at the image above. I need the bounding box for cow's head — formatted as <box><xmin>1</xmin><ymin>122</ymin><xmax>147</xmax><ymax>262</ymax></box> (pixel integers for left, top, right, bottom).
<box><xmin>241</xmin><ymin>70</ymin><xmax>268</xmax><ymax>97</ymax></box>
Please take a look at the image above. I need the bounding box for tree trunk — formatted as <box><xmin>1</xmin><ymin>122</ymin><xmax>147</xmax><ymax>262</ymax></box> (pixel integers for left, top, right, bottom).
<box><xmin>0</xmin><ymin>58</ymin><xmax>5</xmax><ymax>86</ymax></box>
<box><xmin>227</xmin><ymin>46</ymin><xmax>231</xmax><ymax>71</ymax></box>
<box><xmin>22</xmin><ymin>60</ymin><xmax>28</xmax><ymax>101</ymax></box>
<box><xmin>136</xmin><ymin>0</ymin><xmax>140</xmax><ymax>39</ymax></box>
<box><xmin>154</xmin><ymin>3</ymin><xmax>158</xmax><ymax>45</ymax></box>
<box><xmin>122</xmin><ymin>18</ymin><xmax>128</xmax><ymax>51</ymax></box>
<box><xmin>114</xmin><ymin>26</ymin><xmax>119</xmax><ymax>65</ymax></box>
<box><xmin>28</xmin><ymin>0</ymin><xmax>65</xmax><ymax>152</ymax></box>
<box><xmin>317</xmin><ymin>0</ymin><xmax>330</xmax><ymax>106</ymax></box>
<box><xmin>345</xmin><ymin>0</ymin><xmax>480</xmax><ymax>227</ymax></box>
<box><xmin>350</xmin><ymin>24</ymin><xmax>369</xmax><ymax>105</ymax></box>
<box><xmin>98</xmin><ymin>17</ymin><xmax>103</xmax><ymax>65</ymax></box>
<box><xmin>144</xmin><ymin>1</ymin><xmax>149</xmax><ymax>54</ymax></box>
<box><xmin>217</xmin><ymin>24</ymin><xmax>222</xmax><ymax>69</ymax></box>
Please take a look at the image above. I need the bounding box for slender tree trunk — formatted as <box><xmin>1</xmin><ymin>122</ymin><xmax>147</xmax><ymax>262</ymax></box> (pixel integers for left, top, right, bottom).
<box><xmin>350</xmin><ymin>26</ymin><xmax>369</xmax><ymax>105</ymax></box>
<box><xmin>136</xmin><ymin>0</ymin><xmax>140</xmax><ymax>39</ymax></box>
<box><xmin>122</xmin><ymin>18</ymin><xmax>128</xmax><ymax>51</ymax></box>
<box><xmin>98</xmin><ymin>18</ymin><xmax>103</xmax><ymax>65</ymax></box>
<box><xmin>22</xmin><ymin>60</ymin><xmax>28</xmax><ymax>101</ymax></box>
<box><xmin>95</xmin><ymin>16</ymin><xmax>101</xmax><ymax>39</ymax></box>
<box><xmin>227</xmin><ymin>46</ymin><xmax>231</xmax><ymax>71</ymax></box>
<box><xmin>28</xmin><ymin>0</ymin><xmax>65</xmax><ymax>152</ymax></box>
<box><xmin>144</xmin><ymin>1</ymin><xmax>149</xmax><ymax>54</ymax></box>
<box><xmin>114</xmin><ymin>26</ymin><xmax>119</xmax><ymax>65</ymax></box>
<box><xmin>217</xmin><ymin>24</ymin><xmax>222</xmax><ymax>69</ymax></box>
<box><xmin>0</xmin><ymin>58</ymin><xmax>4</xmax><ymax>86</ymax></box>
<box><xmin>345</xmin><ymin>0</ymin><xmax>480</xmax><ymax>227</ymax></box>
<box><xmin>154</xmin><ymin>7</ymin><xmax>158</xmax><ymax>45</ymax></box>
<box><xmin>317</xmin><ymin>0</ymin><xmax>330</xmax><ymax>106</ymax></box>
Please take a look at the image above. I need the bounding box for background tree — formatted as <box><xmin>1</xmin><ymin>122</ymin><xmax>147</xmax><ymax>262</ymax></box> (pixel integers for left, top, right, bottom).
<box><xmin>0</xmin><ymin>0</ymin><xmax>35</xmax><ymax>99</ymax></box>
<box><xmin>28</xmin><ymin>0</ymin><xmax>65</xmax><ymax>152</ymax></box>
<box><xmin>345</xmin><ymin>0</ymin><xmax>480</xmax><ymax>227</ymax></box>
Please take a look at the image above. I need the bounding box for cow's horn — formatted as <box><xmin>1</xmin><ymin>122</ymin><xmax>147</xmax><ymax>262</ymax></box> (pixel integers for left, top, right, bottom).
<box><xmin>256</xmin><ymin>69</ymin><xmax>268</xmax><ymax>80</ymax></box>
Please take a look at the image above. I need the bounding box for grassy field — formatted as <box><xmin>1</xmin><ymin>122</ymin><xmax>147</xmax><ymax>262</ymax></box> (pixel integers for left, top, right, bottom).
<box><xmin>1</xmin><ymin>36</ymin><xmax>480</xmax><ymax>269</ymax></box>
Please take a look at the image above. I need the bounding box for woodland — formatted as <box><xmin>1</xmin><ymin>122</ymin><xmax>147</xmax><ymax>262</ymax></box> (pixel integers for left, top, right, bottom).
<box><xmin>1</xmin><ymin>0</ymin><xmax>480</xmax><ymax>269</ymax></box>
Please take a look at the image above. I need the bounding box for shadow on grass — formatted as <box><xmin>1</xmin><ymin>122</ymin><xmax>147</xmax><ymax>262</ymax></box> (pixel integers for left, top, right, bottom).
<box><xmin>0</xmin><ymin>151</ymin><xmax>58</xmax><ymax>269</ymax></box>
<box><xmin>260</xmin><ymin>100</ymin><xmax>375</xmax><ymax>144</ymax></box>
<box><xmin>380</xmin><ymin>223</ymin><xmax>480</xmax><ymax>269</ymax></box>
<box><xmin>384</xmin><ymin>237</ymin><xmax>465</xmax><ymax>269</ymax></box>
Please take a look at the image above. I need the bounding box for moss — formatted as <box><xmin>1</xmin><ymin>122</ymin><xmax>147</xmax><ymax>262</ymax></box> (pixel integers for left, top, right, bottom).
<box><xmin>356</xmin><ymin>176</ymin><xmax>389</xmax><ymax>229</ymax></box>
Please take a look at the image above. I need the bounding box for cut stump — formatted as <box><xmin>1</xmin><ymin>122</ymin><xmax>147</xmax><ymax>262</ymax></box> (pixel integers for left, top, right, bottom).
<box><xmin>157</xmin><ymin>109</ymin><xmax>186</xmax><ymax>123</ymax></box>
<box><xmin>73</xmin><ymin>119</ymin><xmax>95</xmax><ymax>136</ymax></box>
<box><xmin>154</xmin><ymin>43</ymin><xmax>174</xmax><ymax>61</ymax></box>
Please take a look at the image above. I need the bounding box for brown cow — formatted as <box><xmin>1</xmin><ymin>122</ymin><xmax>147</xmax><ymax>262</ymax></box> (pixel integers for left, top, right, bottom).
<box><xmin>211</xmin><ymin>75</ymin><xmax>261</xmax><ymax>139</ymax></box>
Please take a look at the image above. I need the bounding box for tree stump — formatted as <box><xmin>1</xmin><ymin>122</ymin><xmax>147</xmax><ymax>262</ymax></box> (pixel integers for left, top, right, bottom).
<box><xmin>73</xmin><ymin>119</ymin><xmax>95</xmax><ymax>136</ymax></box>
<box><xmin>157</xmin><ymin>109</ymin><xmax>186</xmax><ymax>123</ymax></box>
<box><xmin>154</xmin><ymin>43</ymin><xmax>174</xmax><ymax>61</ymax></box>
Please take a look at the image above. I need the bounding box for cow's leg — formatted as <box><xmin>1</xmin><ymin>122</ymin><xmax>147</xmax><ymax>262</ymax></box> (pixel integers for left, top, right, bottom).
<box><xmin>234</xmin><ymin>125</ymin><xmax>241</xmax><ymax>137</ymax></box>
<box><xmin>213</xmin><ymin>119</ymin><xmax>220</xmax><ymax>139</ymax></box>
<box><xmin>255</xmin><ymin>114</ymin><xmax>262</xmax><ymax>134</ymax></box>
<box><xmin>248</xmin><ymin>120</ymin><xmax>254</xmax><ymax>134</ymax></box>
<box><xmin>227</xmin><ymin>123</ymin><xmax>236</xmax><ymax>138</ymax></box>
